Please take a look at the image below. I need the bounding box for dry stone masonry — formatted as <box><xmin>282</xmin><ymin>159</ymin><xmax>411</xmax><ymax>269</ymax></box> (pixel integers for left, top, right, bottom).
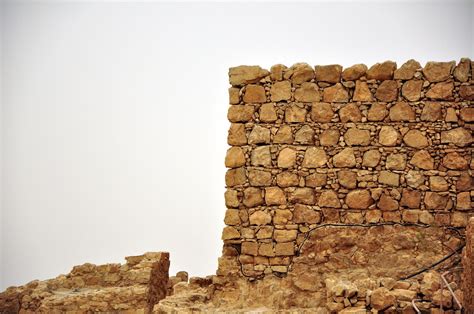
<box><xmin>211</xmin><ymin>59</ymin><xmax>473</xmax><ymax>311</ymax></box>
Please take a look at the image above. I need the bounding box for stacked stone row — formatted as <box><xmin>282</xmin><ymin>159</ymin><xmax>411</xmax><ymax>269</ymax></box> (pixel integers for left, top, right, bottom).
<box><xmin>220</xmin><ymin>60</ymin><xmax>473</xmax><ymax>278</ymax></box>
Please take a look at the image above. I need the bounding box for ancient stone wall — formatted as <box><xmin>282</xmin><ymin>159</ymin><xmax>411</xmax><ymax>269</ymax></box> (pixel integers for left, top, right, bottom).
<box><xmin>219</xmin><ymin>59</ymin><xmax>473</xmax><ymax>282</ymax></box>
<box><xmin>0</xmin><ymin>252</ymin><xmax>172</xmax><ymax>313</ymax></box>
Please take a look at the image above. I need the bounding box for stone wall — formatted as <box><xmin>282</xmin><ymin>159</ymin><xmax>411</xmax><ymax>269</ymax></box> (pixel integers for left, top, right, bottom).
<box><xmin>0</xmin><ymin>252</ymin><xmax>172</xmax><ymax>313</ymax></box>
<box><xmin>219</xmin><ymin>60</ymin><xmax>473</xmax><ymax>283</ymax></box>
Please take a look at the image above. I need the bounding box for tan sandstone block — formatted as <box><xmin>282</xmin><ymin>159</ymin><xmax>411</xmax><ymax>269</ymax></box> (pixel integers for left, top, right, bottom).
<box><xmin>302</xmin><ymin>147</ymin><xmax>327</xmax><ymax>168</ymax></box>
<box><xmin>367</xmin><ymin>61</ymin><xmax>397</xmax><ymax>80</ymax></box>
<box><xmin>270</xmin><ymin>81</ymin><xmax>291</xmax><ymax>102</ymax></box>
<box><xmin>243</xmin><ymin>85</ymin><xmax>266</xmax><ymax>103</ymax></box>
<box><xmin>229</xmin><ymin>65</ymin><xmax>269</xmax><ymax>85</ymax></box>
<box><xmin>278</xmin><ymin>148</ymin><xmax>297</xmax><ymax>168</ymax></box>
<box><xmin>323</xmin><ymin>83</ymin><xmax>349</xmax><ymax>103</ymax></box>
<box><xmin>265</xmin><ymin>187</ymin><xmax>287</xmax><ymax>205</ymax></box>
<box><xmin>339</xmin><ymin>103</ymin><xmax>362</xmax><ymax>123</ymax></box>
<box><xmin>345</xmin><ymin>190</ymin><xmax>374</xmax><ymax>209</ymax></box>
<box><xmin>333</xmin><ymin>148</ymin><xmax>356</xmax><ymax>168</ymax></box>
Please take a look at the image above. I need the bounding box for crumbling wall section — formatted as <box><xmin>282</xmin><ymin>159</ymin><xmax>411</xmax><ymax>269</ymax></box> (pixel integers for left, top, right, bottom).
<box><xmin>0</xmin><ymin>252</ymin><xmax>171</xmax><ymax>313</ymax></box>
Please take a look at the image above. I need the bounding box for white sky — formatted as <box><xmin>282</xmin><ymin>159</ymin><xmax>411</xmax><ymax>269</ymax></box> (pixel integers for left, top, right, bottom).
<box><xmin>1</xmin><ymin>0</ymin><xmax>472</xmax><ymax>290</ymax></box>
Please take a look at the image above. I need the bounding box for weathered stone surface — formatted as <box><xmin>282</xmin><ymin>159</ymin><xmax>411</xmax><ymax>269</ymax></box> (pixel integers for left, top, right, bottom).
<box><xmin>251</xmin><ymin>146</ymin><xmax>271</xmax><ymax>166</ymax></box>
<box><xmin>362</xmin><ymin>149</ymin><xmax>381</xmax><ymax>167</ymax></box>
<box><xmin>293</xmin><ymin>204</ymin><xmax>321</xmax><ymax>224</ymax></box>
<box><xmin>424</xmin><ymin>192</ymin><xmax>448</xmax><ymax>210</ymax></box>
<box><xmin>403</xmin><ymin>130</ymin><xmax>429</xmax><ymax>148</ymax></box>
<box><xmin>429</xmin><ymin>176</ymin><xmax>449</xmax><ymax>191</ymax></box>
<box><xmin>338</xmin><ymin>170</ymin><xmax>357</xmax><ymax>189</ymax></box>
<box><xmin>229</xmin><ymin>65</ymin><xmax>269</xmax><ymax>85</ymax></box>
<box><xmin>375</xmin><ymin>80</ymin><xmax>398</xmax><ymax>102</ymax></box>
<box><xmin>294</xmin><ymin>82</ymin><xmax>320</xmax><ymax>102</ymax></box>
<box><xmin>306</xmin><ymin>173</ymin><xmax>327</xmax><ymax>187</ymax></box>
<box><xmin>457</xmin><ymin>192</ymin><xmax>471</xmax><ymax>210</ymax></box>
<box><xmin>248</xmin><ymin>125</ymin><xmax>270</xmax><ymax>144</ymax></box>
<box><xmin>248</xmin><ymin>169</ymin><xmax>272</xmax><ymax>187</ymax></box>
<box><xmin>285</xmin><ymin>63</ymin><xmax>315</xmax><ymax>84</ymax></box>
<box><xmin>459</xmin><ymin>85</ymin><xmax>474</xmax><ymax>100</ymax></box>
<box><xmin>265</xmin><ymin>187</ymin><xmax>287</xmax><ymax>205</ymax></box>
<box><xmin>228</xmin><ymin>123</ymin><xmax>247</xmax><ymax>146</ymax></box>
<box><xmin>294</xmin><ymin>125</ymin><xmax>314</xmax><ymax>144</ymax></box>
<box><xmin>289</xmin><ymin>188</ymin><xmax>315</xmax><ymax>205</ymax></box>
<box><xmin>378</xmin><ymin>126</ymin><xmax>399</xmax><ymax>146</ymax></box>
<box><xmin>410</xmin><ymin>150</ymin><xmax>434</xmax><ymax>170</ymax></box>
<box><xmin>440</xmin><ymin>127</ymin><xmax>472</xmax><ymax>147</ymax></box>
<box><xmin>228</xmin><ymin>87</ymin><xmax>240</xmax><ymax>104</ymax></box>
<box><xmin>460</xmin><ymin>107</ymin><xmax>474</xmax><ymax>122</ymax></box>
<box><xmin>273</xmin><ymin>209</ymin><xmax>292</xmax><ymax>224</ymax></box>
<box><xmin>332</xmin><ymin>148</ymin><xmax>356</xmax><ymax>168</ymax></box>
<box><xmin>225</xmin><ymin>167</ymin><xmax>246</xmax><ymax>186</ymax></box>
<box><xmin>270</xmin><ymin>64</ymin><xmax>286</xmax><ymax>81</ymax></box>
<box><xmin>225</xmin><ymin>147</ymin><xmax>246</xmax><ymax>168</ymax></box>
<box><xmin>285</xmin><ymin>104</ymin><xmax>307</xmax><ymax>122</ymax></box>
<box><xmin>422</xmin><ymin>61</ymin><xmax>454</xmax><ymax>82</ymax></box>
<box><xmin>274</xmin><ymin>125</ymin><xmax>293</xmax><ymax>144</ymax></box>
<box><xmin>370</xmin><ymin>287</ymin><xmax>395</xmax><ymax>310</ymax></box>
<box><xmin>401</xmin><ymin>80</ymin><xmax>422</xmax><ymax>101</ymax></box>
<box><xmin>400</xmin><ymin>189</ymin><xmax>421</xmax><ymax>208</ymax></box>
<box><xmin>378</xmin><ymin>194</ymin><xmax>399</xmax><ymax>211</ymax></box>
<box><xmin>386</xmin><ymin>154</ymin><xmax>406</xmax><ymax>170</ymax></box>
<box><xmin>318</xmin><ymin>190</ymin><xmax>341</xmax><ymax>208</ymax></box>
<box><xmin>228</xmin><ymin>105</ymin><xmax>254</xmax><ymax>122</ymax></box>
<box><xmin>453</xmin><ymin>58</ymin><xmax>470</xmax><ymax>82</ymax></box>
<box><xmin>225</xmin><ymin>189</ymin><xmax>239</xmax><ymax>208</ymax></box>
<box><xmin>243</xmin><ymin>187</ymin><xmax>264</xmax><ymax>207</ymax></box>
<box><xmin>311</xmin><ymin>102</ymin><xmax>333</xmax><ymax>122</ymax></box>
<box><xmin>345</xmin><ymin>190</ymin><xmax>374</xmax><ymax>209</ymax></box>
<box><xmin>353</xmin><ymin>81</ymin><xmax>373</xmax><ymax>101</ymax></box>
<box><xmin>426</xmin><ymin>82</ymin><xmax>453</xmax><ymax>100</ymax></box>
<box><xmin>323</xmin><ymin>83</ymin><xmax>349</xmax><ymax>103</ymax></box>
<box><xmin>442</xmin><ymin>152</ymin><xmax>468</xmax><ymax>170</ymax></box>
<box><xmin>278</xmin><ymin>148</ymin><xmax>297</xmax><ymax>168</ymax></box>
<box><xmin>319</xmin><ymin>129</ymin><xmax>339</xmax><ymax>146</ymax></box>
<box><xmin>389</xmin><ymin>102</ymin><xmax>415</xmax><ymax>121</ymax></box>
<box><xmin>339</xmin><ymin>103</ymin><xmax>362</xmax><ymax>123</ymax></box>
<box><xmin>344</xmin><ymin>128</ymin><xmax>370</xmax><ymax>146</ymax></box>
<box><xmin>445</xmin><ymin>107</ymin><xmax>458</xmax><ymax>122</ymax></box>
<box><xmin>276</xmin><ymin>171</ymin><xmax>299</xmax><ymax>187</ymax></box>
<box><xmin>314</xmin><ymin>64</ymin><xmax>342</xmax><ymax>83</ymax></box>
<box><xmin>342</xmin><ymin>63</ymin><xmax>367</xmax><ymax>81</ymax></box>
<box><xmin>270</xmin><ymin>81</ymin><xmax>291</xmax><ymax>102</ymax></box>
<box><xmin>378</xmin><ymin>171</ymin><xmax>399</xmax><ymax>187</ymax></box>
<box><xmin>224</xmin><ymin>209</ymin><xmax>240</xmax><ymax>225</ymax></box>
<box><xmin>259</xmin><ymin>103</ymin><xmax>277</xmax><ymax>122</ymax></box>
<box><xmin>406</xmin><ymin>170</ymin><xmax>425</xmax><ymax>188</ymax></box>
<box><xmin>457</xmin><ymin>172</ymin><xmax>472</xmax><ymax>192</ymax></box>
<box><xmin>302</xmin><ymin>147</ymin><xmax>327</xmax><ymax>168</ymax></box>
<box><xmin>367</xmin><ymin>61</ymin><xmax>397</xmax><ymax>80</ymax></box>
<box><xmin>249</xmin><ymin>210</ymin><xmax>272</xmax><ymax>225</ymax></box>
<box><xmin>421</xmin><ymin>102</ymin><xmax>442</xmax><ymax>121</ymax></box>
<box><xmin>394</xmin><ymin>59</ymin><xmax>421</xmax><ymax>80</ymax></box>
<box><xmin>274</xmin><ymin>230</ymin><xmax>298</xmax><ymax>242</ymax></box>
<box><xmin>244</xmin><ymin>85</ymin><xmax>266</xmax><ymax>103</ymax></box>
<box><xmin>368</xmin><ymin>103</ymin><xmax>388</xmax><ymax>121</ymax></box>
